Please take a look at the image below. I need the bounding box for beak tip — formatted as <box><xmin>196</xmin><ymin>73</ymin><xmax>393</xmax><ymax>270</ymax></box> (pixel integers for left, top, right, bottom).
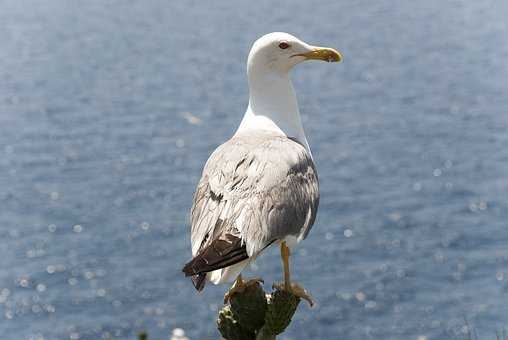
<box><xmin>333</xmin><ymin>52</ymin><xmax>343</xmax><ymax>63</ymax></box>
<box><xmin>317</xmin><ymin>48</ymin><xmax>342</xmax><ymax>63</ymax></box>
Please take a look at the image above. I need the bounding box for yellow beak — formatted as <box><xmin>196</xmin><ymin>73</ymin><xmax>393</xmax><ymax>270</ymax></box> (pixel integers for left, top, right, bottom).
<box><xmin>292</xmin><ymin>47</ymin><xmax>342</xmax><ymax>62</ymax></box>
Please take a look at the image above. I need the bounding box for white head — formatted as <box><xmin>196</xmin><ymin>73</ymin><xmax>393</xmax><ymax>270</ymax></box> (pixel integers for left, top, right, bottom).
<box><xmin>237</xmin><ymin>32</ymin><xmax>342</xmax><ymax>152</ymax></box>
<box><xmin>247</xmin><ymin>32</ymin><xmax>341</xmax><ymax>76</ymax></box>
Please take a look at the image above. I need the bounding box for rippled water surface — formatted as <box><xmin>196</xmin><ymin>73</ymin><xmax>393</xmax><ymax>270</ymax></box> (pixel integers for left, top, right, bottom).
<box><xmin>1</xmin><ymin>1</ymin><xmax>508</xmax><ymax>339</ymax></box>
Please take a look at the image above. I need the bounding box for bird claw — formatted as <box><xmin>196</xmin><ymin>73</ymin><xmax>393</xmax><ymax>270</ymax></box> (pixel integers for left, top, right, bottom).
<box><xmin>223</xmin><ymin>276</ymin><xmax>264</xmax><ymax>304</ymax></box>
<box><xmin>273</xmin><ymin>282</ymin><xmax>314</xmax><ymax>307</ymax></box>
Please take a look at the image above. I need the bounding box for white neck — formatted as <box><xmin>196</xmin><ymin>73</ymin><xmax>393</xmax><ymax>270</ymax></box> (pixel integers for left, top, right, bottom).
<box><xmin>235</xmin><ymin>68</ymin><xmax>310</xmax><ymax>152</ymax></box>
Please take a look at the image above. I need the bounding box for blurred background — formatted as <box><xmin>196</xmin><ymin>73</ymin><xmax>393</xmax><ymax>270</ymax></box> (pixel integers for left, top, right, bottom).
<box><xmin>1</xmin><ymin>0</ymin><xmax>508</xmax><ymax>339</ymax></box>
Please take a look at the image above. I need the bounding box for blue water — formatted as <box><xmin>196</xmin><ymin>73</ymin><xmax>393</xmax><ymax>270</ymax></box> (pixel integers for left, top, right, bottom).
<box><xmin>1</xmin><ymin>1</ymin><xmax>508</xmax><ymax>339</ymax></box>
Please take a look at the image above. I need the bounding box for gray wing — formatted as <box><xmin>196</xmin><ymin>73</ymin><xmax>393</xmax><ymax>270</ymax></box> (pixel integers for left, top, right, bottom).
<box><xmin>189</xmin><ymin>132</ymin><xmax>319</xmax><ymax>260</ymax></box>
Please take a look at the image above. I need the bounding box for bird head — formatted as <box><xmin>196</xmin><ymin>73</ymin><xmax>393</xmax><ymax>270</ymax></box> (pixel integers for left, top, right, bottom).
<box><xmin>247</xmin><ymin>32</ymin><xmax>342</xmax><ymax>75</ymax></box>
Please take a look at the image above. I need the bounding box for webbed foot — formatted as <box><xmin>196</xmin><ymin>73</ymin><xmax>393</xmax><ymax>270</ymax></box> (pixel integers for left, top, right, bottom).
<box><xmin>273</xmin><ymin>281</ymin><xmax>314</xmax><ymax>307</ymax></box>
<box><xmin>223</xmin><ymin>275</ymin><xmax>264</xmax><ymax>304</ymax></box>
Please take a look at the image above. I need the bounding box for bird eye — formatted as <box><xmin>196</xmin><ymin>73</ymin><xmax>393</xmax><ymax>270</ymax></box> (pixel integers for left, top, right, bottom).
<box><xmin>278</xmin><ymin>41</ymin><xmax>290</xmax><ymax>49</ymax></box>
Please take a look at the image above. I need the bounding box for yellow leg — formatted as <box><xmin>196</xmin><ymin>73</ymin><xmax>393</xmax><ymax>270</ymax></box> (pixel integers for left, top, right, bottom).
<box><xmin>276</xmin><ymin>241</ymin><xmax>315</xmax><ymax>307</ymax></box>
<box><xmin>280</xmin><ymin>241</ymin><xmax>291</xmax><ymax>290</ymax></box>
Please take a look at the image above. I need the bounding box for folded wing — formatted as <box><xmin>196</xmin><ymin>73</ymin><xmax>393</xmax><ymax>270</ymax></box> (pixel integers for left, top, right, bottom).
<box><xmin>182</xmin><ymin>131</ymin><xmax>319</xmax><ymax>290</ymax></box>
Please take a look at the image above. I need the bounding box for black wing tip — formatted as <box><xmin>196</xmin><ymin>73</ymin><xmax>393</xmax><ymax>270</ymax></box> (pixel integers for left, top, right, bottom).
<box><xmin>183</xmin><ymin>234</ymin><xmax>249</xmax><ymax>275</ymax></box>
<box><xmin>182</xmin><ymin>233</ymin><xmax>249</xmax><ymax>291</ymax></box>
<box><xmin>191</xmin><ymin>273</ymin><xmax>206</xmax><ymax>291</ymax></box>
<box><xmin>182</xmin><ymin>261</ymin><xmax>206</xmax><ymax>291</ymax></box>
<box><xmin>182</xmin><ymin>261</ymin><xmax>195</xmax><ymax>277</ymax></box>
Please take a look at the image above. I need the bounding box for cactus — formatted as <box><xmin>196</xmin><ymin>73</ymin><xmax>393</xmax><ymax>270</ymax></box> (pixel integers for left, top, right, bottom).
<box><xmin>217</xmin><ymin>281</ymin><xmax>302</xmax><ymax>340</ymax></box>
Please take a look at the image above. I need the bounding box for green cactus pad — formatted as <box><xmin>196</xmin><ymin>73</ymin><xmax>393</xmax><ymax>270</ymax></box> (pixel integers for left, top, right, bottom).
<box><xmin>217</xmin><ymin>305</ymin><xmax>256</xmax><ymax>340</ymax></box>
<box><xmin>262</xmin><ymin>288</ymin><xmax>301</xmax><ymax>335</ymax></box>
<box><xmin>229</xmin><ymin>281</ymin><xmax>267</xmax><ymax>332</ymax></box>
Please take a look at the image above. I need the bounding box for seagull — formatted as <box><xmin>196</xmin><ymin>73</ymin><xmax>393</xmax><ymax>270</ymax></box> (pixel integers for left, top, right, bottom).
<box><xmin>182</xmin><ymin>32</ymin><xmax>341</xmax><ymax>305</ymax></box>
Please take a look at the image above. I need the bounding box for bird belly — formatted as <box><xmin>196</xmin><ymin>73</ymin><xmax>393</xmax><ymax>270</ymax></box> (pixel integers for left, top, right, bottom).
<box><xmin>283</xmin><ymin>234</ymin><xmax>300</xmax><ymax>250</ymax></box>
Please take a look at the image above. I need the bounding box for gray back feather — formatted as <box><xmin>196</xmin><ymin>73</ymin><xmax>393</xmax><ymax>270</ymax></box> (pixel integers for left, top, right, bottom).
<box><xmin>190</xmin><ymin>131</ymin><xmax>319</xmax><ymax>257</ymax></box>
